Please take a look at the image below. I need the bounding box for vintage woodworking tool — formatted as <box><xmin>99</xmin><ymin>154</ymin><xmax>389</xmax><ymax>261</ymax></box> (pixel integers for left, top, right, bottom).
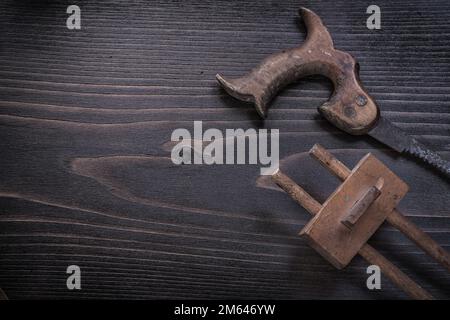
<box><xmin>216</xmin><ymin>8</ymin><xmax>450</xmax><ymax>178</ymax></box>
<box><xmin>272</xmin><ymin>144</ymin><xmax>450</xmax><ymax>299</ymax></box>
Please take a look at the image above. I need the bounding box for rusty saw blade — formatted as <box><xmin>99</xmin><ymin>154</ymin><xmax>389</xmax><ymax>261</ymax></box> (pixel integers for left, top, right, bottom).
<box><xmin>369</xmin><ymin>117</ymin><xmax>450</xmax><ymax>178</ymax></box>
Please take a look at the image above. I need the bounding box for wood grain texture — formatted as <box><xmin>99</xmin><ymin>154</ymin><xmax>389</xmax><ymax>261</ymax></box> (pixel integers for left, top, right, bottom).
<box><xmin>0</xmin><ymin>0</ymin><xmax>449</xmax><ymax>299</ymax></box>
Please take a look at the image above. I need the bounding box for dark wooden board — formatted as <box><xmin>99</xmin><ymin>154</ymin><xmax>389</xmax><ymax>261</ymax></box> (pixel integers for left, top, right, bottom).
<box><xmin>0</xmin><ymin>0</ymin><xmax>449</xmax><ymax>299</ymax></box>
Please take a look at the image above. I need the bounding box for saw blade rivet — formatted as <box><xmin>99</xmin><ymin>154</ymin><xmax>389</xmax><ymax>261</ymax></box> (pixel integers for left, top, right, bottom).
<box><xmin>356</xmin><ymin>95</ymin><xmax>367</xmax><ymax>107</ymax></box>
<box><xmin>344</xmin><ymin>105</ymin><xmax>356</xmax><ymax>118</ymax></box>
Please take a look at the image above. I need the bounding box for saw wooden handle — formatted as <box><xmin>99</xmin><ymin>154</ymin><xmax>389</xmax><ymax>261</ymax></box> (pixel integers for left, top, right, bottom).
<box><xmin>216</xmin><ymin>7</ymin><xmax>380</xmax><ymax>135</ymax></box>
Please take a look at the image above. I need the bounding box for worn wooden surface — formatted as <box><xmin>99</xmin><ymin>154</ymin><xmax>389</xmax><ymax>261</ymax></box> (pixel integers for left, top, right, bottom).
<box><xmin>0</xmin><ymin>0</ymin><xmax>449</xmax><ymax>299</ymax></box>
